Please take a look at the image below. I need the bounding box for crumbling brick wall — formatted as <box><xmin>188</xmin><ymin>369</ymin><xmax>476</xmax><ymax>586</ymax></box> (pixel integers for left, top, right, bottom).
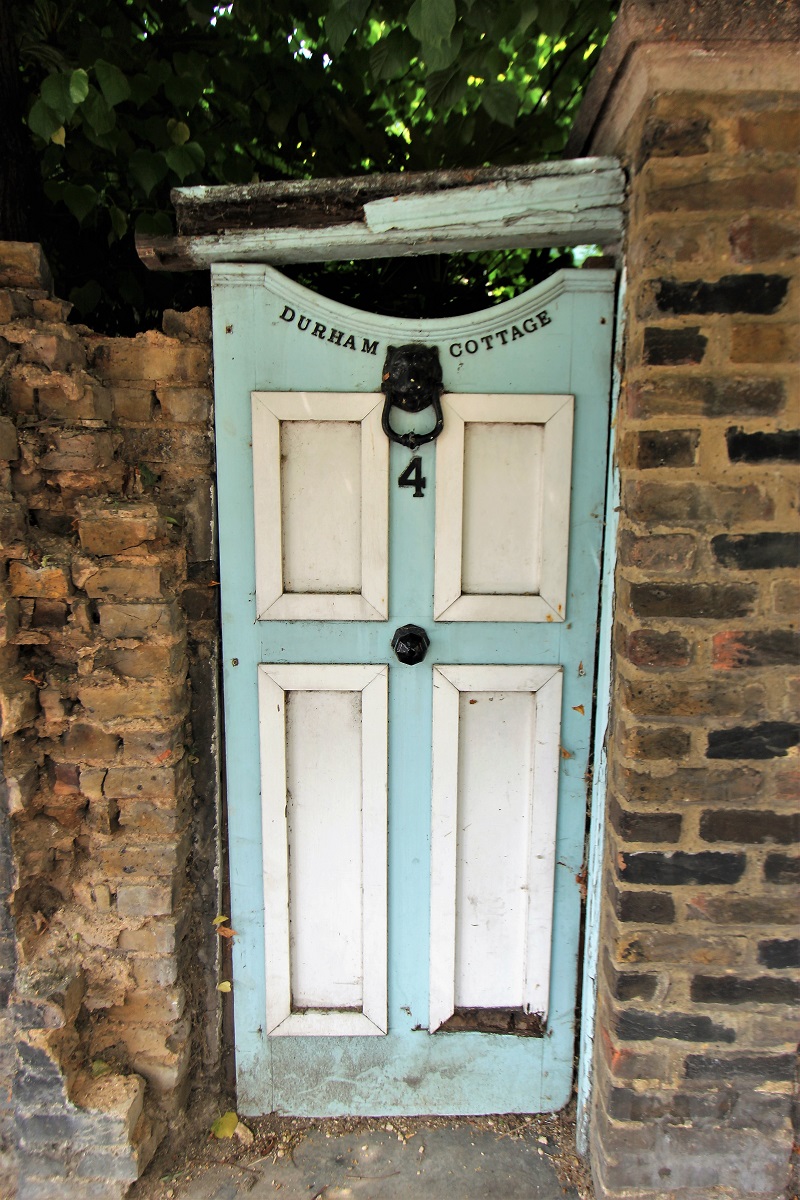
<box><xmin>588</xmin><ymin>88</ymin><xmax>799</xmax><ymax>1200</ymax></box>
<box><xmin>0</xmin><ymin>242</ymin><xmax>222</xmax><ymax>1198</ymax></box>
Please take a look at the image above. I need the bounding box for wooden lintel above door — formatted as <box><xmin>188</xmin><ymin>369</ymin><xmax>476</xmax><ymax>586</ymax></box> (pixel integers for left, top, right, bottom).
<box><xmin>136</xmin><ymin>157</ymin><xmax>624</xmax><ymax>272</ymax></box>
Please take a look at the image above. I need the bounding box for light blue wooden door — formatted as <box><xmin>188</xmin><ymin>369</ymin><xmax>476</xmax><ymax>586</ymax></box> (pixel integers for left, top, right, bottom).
<box><xmin>211</xmin><ymin>264</ymin><xmax>614</xmax><ymax>1116</ymax></box>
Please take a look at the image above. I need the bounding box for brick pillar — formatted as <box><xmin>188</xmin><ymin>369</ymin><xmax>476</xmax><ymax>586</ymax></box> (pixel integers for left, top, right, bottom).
<box><xmin>569</xmin><ymin>4</ymin><xmax>799</xmax><ymax>1198</ymax></box>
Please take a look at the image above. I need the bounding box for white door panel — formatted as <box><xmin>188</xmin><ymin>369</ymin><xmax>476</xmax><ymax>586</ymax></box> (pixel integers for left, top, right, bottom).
<box><xmin>434</xmin><ymin>394</ymin><xmax>573</xmax><ymax>622</ymax></box>
<box><xmin>252</xmin><ymin>392</ymin><xmax>388</xmax><ymax>620</ymax></box>
<box><xmin>429</xmin><ymin>665</ymin><xmax>563</xmax><ymax>1033</ymax></box>
<box><xmin>258</xmin><ymin>664</ymin><xmax>388</xmax><ymax>1037</ymax></box>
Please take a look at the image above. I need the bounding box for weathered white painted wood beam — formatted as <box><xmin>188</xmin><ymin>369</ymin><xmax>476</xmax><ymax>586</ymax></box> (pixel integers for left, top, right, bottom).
<box><xmin>137</xmin><ymin>158</ymin><xmax>624</xmax><ymax>271</ymax></box>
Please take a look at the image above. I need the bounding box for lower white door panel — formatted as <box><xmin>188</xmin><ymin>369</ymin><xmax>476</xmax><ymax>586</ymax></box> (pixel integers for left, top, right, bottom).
<box><xmin>258</xmin><ymin>664</ymin><xmax>388</xmax><ymax>1036</ymax></box>
<box><xmin>429</xmin><ymin>665</ymin><xmax>563</xmax><ymax>1033</ymax></box>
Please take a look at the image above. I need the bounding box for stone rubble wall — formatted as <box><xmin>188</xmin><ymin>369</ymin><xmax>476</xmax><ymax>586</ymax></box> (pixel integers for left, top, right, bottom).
<box><xmin>592</xmin><ymin>93</ymin><xmax>799</xmax><ymax>1200</ymax></box>
<box><xmin>0</xmin><ymin>241</ymin><xmax>222</xmax><ymax>1199</ymax></box>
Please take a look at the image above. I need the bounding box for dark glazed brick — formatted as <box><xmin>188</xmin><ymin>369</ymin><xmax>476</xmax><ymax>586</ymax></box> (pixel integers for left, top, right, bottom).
<box><xmin>655</xmin><ymin>275</ymin><xmax>789</xmax><ymax>315</ymax></box>
<box><xmin>643</xmin><ymin>326</ymin><xmax>707</xmax><ymax>366</ymax></box>
<box><xmin>684</xmin><ymin>1052</ymin><xmax>796</xmax><ymax>1081</ymax></box>
<box><xmin>691</xmin><ymin>974</ymin><xmax>800</xmax><ymax>1004</ymax></box>
<box><xmin>629</xmin><ymin>583</ymin><xmax>755</xmax><ymax>619</ymax></box>
<box><xmin>758</xmin><ymin>938</ymin><xmax>800</xmax><ymax>969</ymax></box>
<box><xmin>629</xmin><ymin>376</ymin><xmax>784</xmax><ymax>419</ymax></box>
<box><xmin>764</xmin><ymin>853</ymin><xmax>800</xmax><ymax>884</ymax></box>
<box><xmin>609</xmin><ymin>796</ymin><xmax>682</xmax><ymax>844</ymax></box>
<box><xmin>616</xmin><ymin>1009</ymin><xmax>735</xmax><ymax>1043</ymax></box>
<box><xmin>620</xmin><ymin>851</ymin><xmax>745</xmax><ymax>886</ymax></box>
<box><xmin>603</xmin><ymin>949</ymin><xmax>659</xmax><ymax>1001</ymax></box>
<box><xmin>707</xmin><ymin>721</ymin><xmax>799</xmax><ymax>759</ymax></box>
<box><xmin>640</xmin><ymin>116</ymin><xmax>710</xmax><ymax>164</ymax></box>
<box><xmin>633</xmin><ymin>429</ymin><xmax>699</xmax><ymax>468</ymax></box>
<box><xmin>612</xmin><ymin>885</ymin><xmax>675</xmax><ymax>924</ymax></box>
<box><xmin>626</xmin><ymin>629</ymin><xmax>691</xmax><ymax>668</ymax></box>
<box><xmin>700</xmin><ymin>809</ymin><xmax>800</xmax><ymax>845</ymax></box>
<box><xmin>614</xmin><ymin>972</ymin><xmax>658</xmax><ymax>1002</ymax></box>
<box><xmin>726</xmin><ymin>427</ymin><xmax>800</xmax><ymax>463</ymax></box>
<box><xmin>712</xmin><ymin>629</ymin><xmax>800</xmax><ymax>668</ymax></box>
<box><xmin>712</xmin><ymin>532</ymin><xmax>800</xmax><ymax>570</ymax></box>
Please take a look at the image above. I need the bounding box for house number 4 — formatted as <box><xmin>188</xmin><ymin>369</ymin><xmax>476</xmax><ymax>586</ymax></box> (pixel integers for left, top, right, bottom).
<box><xmin>398</xmin><ymin>456</ymin><xmax>426</xmax><ymax>498</ymax></box>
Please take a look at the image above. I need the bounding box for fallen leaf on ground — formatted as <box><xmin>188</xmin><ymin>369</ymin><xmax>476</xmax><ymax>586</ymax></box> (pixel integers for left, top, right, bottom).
<box><xmin>211</xmin><ymin>1111</ymin><xmax>240</xmax><ymax>1139</ymax></box>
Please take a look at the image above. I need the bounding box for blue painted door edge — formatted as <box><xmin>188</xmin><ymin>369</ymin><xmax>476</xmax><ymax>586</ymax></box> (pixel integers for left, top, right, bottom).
<box><xmin>575</xmin><ymin>267</ymin><xmax>626</xmax><ymax>1154</ymax></box>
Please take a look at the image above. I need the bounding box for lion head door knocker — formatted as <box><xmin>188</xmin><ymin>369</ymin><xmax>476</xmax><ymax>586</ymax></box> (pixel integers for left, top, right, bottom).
<box><xmin>380</xmin><ymin>344</ymin><xmax>444</xmax><ymax>450</ymax></box>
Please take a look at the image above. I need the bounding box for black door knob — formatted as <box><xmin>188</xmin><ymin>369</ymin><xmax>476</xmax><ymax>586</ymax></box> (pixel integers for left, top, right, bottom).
<box><xmin>391</xmin><ymin>624</ymin><xmax>430</xmax><ymax>665</ymax></box>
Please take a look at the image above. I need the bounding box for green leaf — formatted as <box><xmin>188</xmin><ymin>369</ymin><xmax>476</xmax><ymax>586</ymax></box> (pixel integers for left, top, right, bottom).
<box><xmin>407</xmin><ymin>0</ymin><xmax>456</xmax><ymax>48</ymax></box>
<box><xmin>41</xmin><ymin>73</ymin><xmax>76</xmax><ymax>122</ymax></box>
<box><xmin>82</xmin><ymin>88</ymin><xmax>116</xmax><ymax>135</ymax></box>
<box><xmin>186</xmin><ymin>0</ymin><xmax>217</xmax><ymax>23</ymax></box>
<box><xmin>62</xmin><ymin>183</ymin><xmax>98</xmax><ymax>223</ymax></box>
<box><xmin>90</xmin><ymin>1059</ymin><xmax>112</xmax><ymax>1077</ymax></box>
<box><xmin>109</xmin><ymin>206</ymin><xmax>128</xmax><ymax>240</ymax></box>
<box><xmin>185</xmin><ymin>141</ymin><xmax>205</xmax><ymax>169</ymax></box>
<box><xmin>164</xmin><ymin>143</ymin><xmax>203</xmax><ymax>181</ymax></box>
<box><xmin>129</xmin><ymin>73</ymin><xmax>159</xmax><ymax>106</ymax></box>
<box><xmin>425</xmin><ymin>67</ymin><xmax>467</xmax><ymax>112</ymax></box>
<box><xmin>515</xmin><ymin>2</ymin><xmax>539</xmax><ymax>36</ymax></box>
<box><xmin>70</xmin><ymin>69</ymin><xmax>90</xmax><ymax>104</ymax></box>
<box><xmin>28</xmin><ymin>99</ymin><xmax>62</xmax><ymax>142</ymax></box>
<box><xmin>423</xmin><ymin>29</ymin><xmax>462</xmax><ymax>72</ymax></box>
<box><xmin>148</xmin><ymin>59</ymin><xmax>173</xmax><ymax>87</ymax></box>
<box><xmin>51</xmin><ymin>126</ymin><xmax>66</xmax><ymax>146</ymax></box>
<box><xmin>164</xmin><ymin>73</ymin><xmax>204</xmax><ymax>109</ymax></box>
<box><xmin>168</xmin><ymin>119</ymin><xmax>191</xmax><ymax>145</ymax></box>
<box><xmin>129</xmin><ymin>149</ymin><xmax>169</xmax><ymax>197</ymax></box>
<box><xmin>481</xmin><ymin>82</ymin><xmax>518</xmax><ymax>127</ymax></box>
<box><xmin>211</xmin><ymin>1111</ymin><xmax>239</xmax><ymax>1139</ymax></box>
<box><xmin>535</xmin><ymin>0</ymin><xmax>566</xmax><ymax>38</ymax></box>
<box><xmin>325</xmin><ymin>0</ymin><xmax>371</xmax><ymax>56</ymax></box>
<box><xmin>95</xmin><ymin>59</ymin><xmax>132</xmax><ymax>107</ymax></box>
<box><xmin>369</xmin><ymin>30</ymin><xmax>415</xmax><ymax>81</ymax></box>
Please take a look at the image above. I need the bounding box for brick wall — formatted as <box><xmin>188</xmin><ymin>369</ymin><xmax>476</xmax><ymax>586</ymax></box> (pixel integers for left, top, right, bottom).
<box><xmin>0</xmin><ymin>243</ymin><xmax>222</xmax><ymax>1198</ymax></box>
<box><xmin>587</xmin><ymin>81</ymin><xmax>799</xmax><ymax>1200</ymax></box>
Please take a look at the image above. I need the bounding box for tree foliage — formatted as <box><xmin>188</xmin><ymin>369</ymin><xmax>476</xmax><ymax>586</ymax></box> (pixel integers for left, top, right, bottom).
<box><xmin>8</xmin><ymin>0</ymin><xmax>616</xmax><ymax>330</ymax></box>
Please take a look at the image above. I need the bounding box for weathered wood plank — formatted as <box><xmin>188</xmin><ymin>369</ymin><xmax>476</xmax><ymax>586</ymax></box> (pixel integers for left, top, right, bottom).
<box><xmin>171</xmin><ymin>159</ymin><xmax>623</xmax><ymax>235</ymax></box>
<box><xmin>364</xmin><ymin>173</ymin><xmax>623</xmax><ymax>233</ymax></box>
<box><xmin>137</xmin><ymin>159</ymin><xmax>624</xmax><ymax>271</ymax></box>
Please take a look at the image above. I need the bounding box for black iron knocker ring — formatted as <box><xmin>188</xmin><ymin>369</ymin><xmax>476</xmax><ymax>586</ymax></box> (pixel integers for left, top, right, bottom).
<box><xmin>380</xmin><ymin>343</ymin><xmax>444</xmax><ymax>449</ymax></box>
